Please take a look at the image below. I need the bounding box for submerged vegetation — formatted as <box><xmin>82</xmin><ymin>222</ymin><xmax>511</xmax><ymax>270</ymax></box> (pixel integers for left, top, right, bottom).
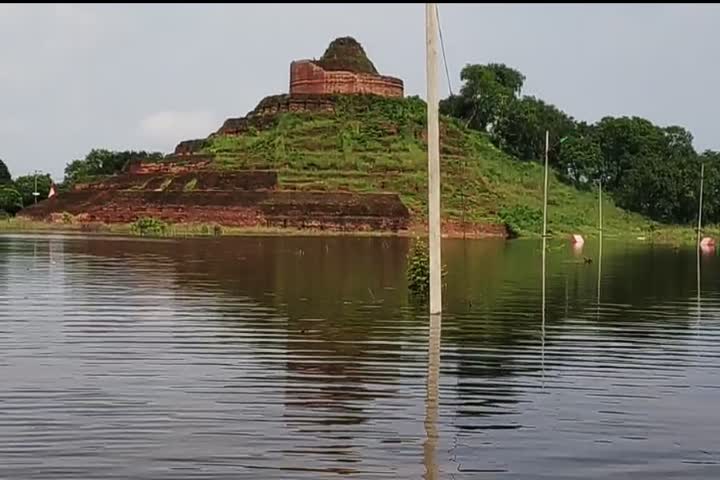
<box><xmin>406</xmin><ymin>237</ymin><xmax>448</xmax><ymax>300</ymax></box>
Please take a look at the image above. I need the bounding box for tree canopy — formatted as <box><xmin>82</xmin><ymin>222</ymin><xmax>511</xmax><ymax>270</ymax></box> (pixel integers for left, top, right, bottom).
<box><xmin>64</xmin><ymin>149</ymin><xmax>164</xmax><ymax>185</ymax></box>
<box><xmin>0</xmin><ymin>187</ymin><xmax>23</xmax><ymax>216</ymax></box>
<box><xmin>14</xmin><ymin>173</ymin><xmax>53</xmax><ymax>207</ymax></box>
<box><xmin>442</xmin><ymin>63</ymin><xmax>718</xmax><ymax>225</ymax></box>
<box><xmin>0</xmin><ymin>158</ymin><xmax>11</xmax><ymax>185</ymax></box>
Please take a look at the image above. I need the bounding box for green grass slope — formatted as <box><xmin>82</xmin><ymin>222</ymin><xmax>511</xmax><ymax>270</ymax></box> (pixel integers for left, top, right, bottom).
<box><xmin>199</xmin><ymin>95</ymin><xmax>652</xmax><ymax>238</ymax></box>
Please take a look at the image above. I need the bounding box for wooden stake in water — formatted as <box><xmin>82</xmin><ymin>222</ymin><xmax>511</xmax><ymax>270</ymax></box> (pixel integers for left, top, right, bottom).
<box><xmin>542</xmin><ymin>130</ymin><xmax>549</xmax><ymax>238</ymax></box>
<box><xmin>426</xmin><ymin>3</ymin><xmax>442</xmax><ymax>315</ymax></box>
<box><xmin>698</xmin><ymin>162</ymin><xmax>705</xmax><ymax>247</ymax></box>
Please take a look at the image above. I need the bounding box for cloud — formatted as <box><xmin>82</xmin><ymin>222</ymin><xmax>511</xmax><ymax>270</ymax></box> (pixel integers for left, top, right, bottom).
<box><xmin>0</xmin><ymin>117</ymin><xmax>25</xmax><ymax>135</ymax></box>
<box><xmin>139</xmin><ymin>111</ymin><xmax>217</xmax><ymax>145</ymax></box>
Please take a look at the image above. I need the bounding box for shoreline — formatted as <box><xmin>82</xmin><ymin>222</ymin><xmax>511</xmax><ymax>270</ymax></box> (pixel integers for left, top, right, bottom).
<box><xmin>1</xmin><ymin>218</ymin><xmax>717</xmax><ymax>246</ymax></box>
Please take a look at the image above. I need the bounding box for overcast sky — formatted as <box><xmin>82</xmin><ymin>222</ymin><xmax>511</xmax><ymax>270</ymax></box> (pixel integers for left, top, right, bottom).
<box><xmin>1</xmin><ymin>3</ymin><xmax>719</xmax><ymax>180</ymax></box>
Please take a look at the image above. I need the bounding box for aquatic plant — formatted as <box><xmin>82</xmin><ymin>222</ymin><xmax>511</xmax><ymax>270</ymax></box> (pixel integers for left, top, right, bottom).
<box><xmin>130</xmin><ymin>217</ymin><xmax>169</xmax><ymax>237</ymax></box>
<box><xmin>407</xmin><ymin>237</ymin><xmax>447</xmax><ymax>300</ymax></box>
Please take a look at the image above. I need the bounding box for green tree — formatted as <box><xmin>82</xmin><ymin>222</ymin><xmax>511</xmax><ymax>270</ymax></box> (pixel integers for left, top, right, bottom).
<box><xmin>614</xmin><ymin>153</ymin><xmax>699</xmax><ymax>223</ymax></box>
<box><xmin>64</xmin><ymin>149</ymin><xmax>164</xmax><ymax>185</ymax></box>
<box><xmin>0</xmin><ymin>158</ymin><xmax>11</xmax><ymax>185</ymax></box>
<box><xmin>440</xmin><ymin>60</ymin><xmax>711</xmax><ymax>225</ymax></box>
<box><xmin>698</xmin><ymin>150</ymin><xmax>720</xmax><ymax>224</ymax></box>
<box><xmin>0</xmin><ymin>187</ymin><xmax>23</xmax><ymax>216</ymax></box>
<box><xmin>494</xmin><ymin>95</ymin><xmax>575</xmax><ymax>163</ymax></box>
<box><xmin>13</xmin><ymin>173</ymin><xmax>53</xmax><ymax>206</ymax></box>
<box><xmin>557</xmin><ymin>134</ymin><xmax>603</xmax><ymax>187</ymax></box>
<box><xmin>440</xmin><ymin>63</ymin><xmax>525</xmax><ymax>133</ymax></box>
<box><xmin>594</xmin><ymin>116</ymin><xmax>666</xmax><ymax>191</ymax></box>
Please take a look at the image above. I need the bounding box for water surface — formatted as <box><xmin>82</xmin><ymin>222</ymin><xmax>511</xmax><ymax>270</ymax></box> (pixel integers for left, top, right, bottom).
<box><xmin>1</xmin><ymin>234</ymin><xmax>719</xmax><ymax>479</ymax></box>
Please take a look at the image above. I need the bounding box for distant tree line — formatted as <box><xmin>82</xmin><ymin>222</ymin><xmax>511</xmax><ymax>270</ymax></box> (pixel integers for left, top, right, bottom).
<box><xmin>63</xmin><ymin>149</ymin><xmax>164</xmax><ymax>185</ymax></box>
<box><xmin>440</xmin><ymin>63</ymin><xmax>718</xmax><ymax>224</ymax></box>
<box><xmin>0</xmin><ymin>158</ymin><xmax>51</xmax><ymax>216</ymax></box>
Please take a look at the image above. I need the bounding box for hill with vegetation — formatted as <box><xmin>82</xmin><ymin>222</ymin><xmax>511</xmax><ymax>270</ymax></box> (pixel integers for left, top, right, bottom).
<box><xmin>9</xmin><ymin>50</ymin><xmax>719</xmax><ymax>243</ymax></box>
<box><xmin>177</xmin><ymin>93</ymin><xmax>648</xmax><ymax>238</ymax></box>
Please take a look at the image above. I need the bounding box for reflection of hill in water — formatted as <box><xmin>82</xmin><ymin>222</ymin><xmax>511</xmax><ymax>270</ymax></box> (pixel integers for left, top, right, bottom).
<box><xmin>52</xmin><ymin>235</ymin><xmax>719</xmax><ymax>425</ymax></box>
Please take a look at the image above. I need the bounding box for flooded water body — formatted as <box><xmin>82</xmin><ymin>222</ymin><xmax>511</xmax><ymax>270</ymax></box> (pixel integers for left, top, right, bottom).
<box><xmin>1</xmin><ymin>233</ymin><xmax>720</xmax><ymax>479</ymax></box>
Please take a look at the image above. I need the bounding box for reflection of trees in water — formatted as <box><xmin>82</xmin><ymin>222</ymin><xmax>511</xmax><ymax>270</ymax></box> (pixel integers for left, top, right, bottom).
<box><xmin>439</xmin><ymin>239</ymin><xmax>719</xmax><ymax>423</ymax></box>
<box><xmin>62</xmin><ymin>236</ymin><xmax>419</xmax><ymax>427</ymax></box>
<box><xmin>56</xmin><ymin>236</ymin><xmax>719</xmax><ymax>430</ymax></box>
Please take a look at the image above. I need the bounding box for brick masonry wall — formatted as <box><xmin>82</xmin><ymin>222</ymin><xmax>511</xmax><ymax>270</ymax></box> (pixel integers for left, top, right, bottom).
<box><xmin>19</xmin><ymin>190</ymin><xmax>410</xmax><ymax>232</ymax></box>
<box><xmin>290</xmin><ymin>61</ymin><xmax>403</xmax><ymax>98</ymax></box>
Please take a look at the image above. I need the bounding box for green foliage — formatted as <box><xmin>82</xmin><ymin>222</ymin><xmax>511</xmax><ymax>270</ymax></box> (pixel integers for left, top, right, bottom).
<box><xmin>442</xmin><ymin>62</ymin><xmax>718</xmax><ymax>226</ymax></box>
<box><xmin>62</xmin><ymin>212</ymin><xmax>74</xmax><ymax>224</ymax></box>
<box><xmin>557</xmin><ymin>134</ymin><xmax>602</xmax><ymax>187</ymax></box>
<box><xmin>0</xmin><ymin>158</ymin><xmax>11</xmax><ymax>184</ymax></box>
<box><xmin>499</xmin><ymin>205</ymin><xmax>543</xmax><ymax>237</ymax></box>
<box><xmin>406</xmin><ymin>238</ymin><xmax>447</xmax><ymax>300</ymax></box>
<box><xmin>440</xmin><ymin>63</ymin><xmax>525</xmax><ymax>133</ymax></box>
<box><xmin>199</xmin><ymin>223</ymin><xmax>223</xmax><ymax>236</ymax></box>
<box><xmin>130</xmin><ymin>217</ymin><xmax>169</xmax><ymax>237</ymax></box>
<box><xmin>183</xmin><ymin>178</ymin><xmax>198</xmax><ymax>192</ymax></box>
<box><xmin>407</xmin><ymin>238</ymin><xmax>431</xmax><ymax>299</ymax></box>
<box><xmin>315</xmin><ymin>37</ymin><xmax>378</xmax><ymax>74</ymax></box>
<box><xmin>197</xmin><ymin>93</ymin><xmax>654</xmax><ymax>236</ymax></box>
<box><xmin>13</xmin><ymin>173</ymin><xmax>52</xmax><ymax>206</ymax></box>
<box><xmin>0</xmin><ymin>187</ymin><xmax>23</xmax><ymax>216</ymax></box>
<box><xmin>64</xmin><ymin>149</ymin><xmax>164</xmax><ymax>185</ymax></box>
<box><xmin>495</xmin><ymin>95</ymin><xmax>575</xmax><ymax>163</ymax></box>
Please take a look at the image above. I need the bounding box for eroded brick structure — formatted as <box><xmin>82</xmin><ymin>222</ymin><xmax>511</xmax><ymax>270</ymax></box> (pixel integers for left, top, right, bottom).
<box><xmin>290</xmin><ymin>61</ymin><xmax>403</xmax><ymax>97</ymax></box>
<box><xmin>19</xmin><ymin>36</ymin><xmax>414</xmax><ymax>234</ymax></box>
<box><xmin>289</xmin><ymin>37</ymin><xmax>403</xmax><ymax>98</ymax></box>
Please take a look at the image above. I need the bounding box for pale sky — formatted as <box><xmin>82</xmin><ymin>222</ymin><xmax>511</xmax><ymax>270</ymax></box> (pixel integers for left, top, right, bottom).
<box><xmin>1</xmin><ymin>3</ymin><xmax>719</xmax><ymax>180</ymax></box>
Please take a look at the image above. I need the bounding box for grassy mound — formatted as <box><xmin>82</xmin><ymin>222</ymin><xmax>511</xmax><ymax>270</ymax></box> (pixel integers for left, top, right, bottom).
<box><xmin>315</xmin><ymin>37</ymin><xmax>378</xmax><ymax>75</ymax></box>
<box><xmin>198</xmin><ymin>94</ymin><xmax>650</xmax><ymax>238</ymax></box>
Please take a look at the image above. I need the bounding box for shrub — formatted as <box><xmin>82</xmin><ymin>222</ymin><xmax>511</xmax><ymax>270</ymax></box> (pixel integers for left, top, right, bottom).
<box><xmin>499</xmin><ymin>205</ymin><xmax>543</xmax><ymax>238</ymax></box>
<box><xmin>130</xmin><ymin>217</ymin><xmax>169</xmax><ymax>237</ymax></box>
<box><xmin>0</xmin><ymin>187</ymin><xmax>23</xmax><ymax>216</ymax></box>
<box><xmin>184</xmin><ymin>178</ymin><xmax>198</xmax><ymax>192</ymax></box>
<box><xmin>407</xmin><ymin>237</ymin><xmax>447</xmax><ymax>300</ymax></box>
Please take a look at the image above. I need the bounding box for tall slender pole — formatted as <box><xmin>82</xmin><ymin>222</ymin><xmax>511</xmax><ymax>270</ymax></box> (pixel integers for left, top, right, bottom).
<box><xmin>423</xmin><ymin>313</ymin><xmax>441</xmax><ymax>480</ymax></box>
<box><xmin>34</xmin><ymin>172</ymin><xmax>38</xmax><ymax>205</ymax></box>
<box><xmin>426</xmin><ymin>3</ymin><xmax>442</xmax><ymax>315</ymax></box>
<box><xmin>541</xmin><ymin>235</ymin><xmax>546</xmax><ymax>386</ymax></box>
<box><xmin>698</xmin><ymin>162</ymin><xmax>705</xmax><ymax>247</ymax></box>
<box><xmin>542</xmin><ymin>130</ymin><xmax>549</xmax><ymax>238</ymax></box>
<box><xmin>599</xmin><ymin>179</ymin><xmax>603</xmax><ymax>233</ymax></box>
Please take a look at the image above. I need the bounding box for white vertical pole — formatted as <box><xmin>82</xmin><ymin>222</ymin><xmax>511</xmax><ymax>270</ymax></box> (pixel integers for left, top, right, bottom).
<box><xmin>599</xmin><ymin>180</ymin><xmax>603</xmax><ymax>233</ymax></box>
<box><xmin>542</xmin><ymin>130</ymin><xmax>549</xmax><ymax>238</ymax></box>
<box><xmin>541</xmin><ymin>236</ymin><xmax>546</xmax><ymax>385</ymax></box>
<box><xmin>698</xmin><ymin>162</ymin><xmax>705</xmax><ymax>247</ymax></box>
<box><xmin>423</xmin><ymin>313</ymin><xmax>441</xmax><ymax>479</ymax></box>
<box><xmin>426</xmin><ymin>3</ymin><xmax>442</xmax><ymax>315</ymax></box>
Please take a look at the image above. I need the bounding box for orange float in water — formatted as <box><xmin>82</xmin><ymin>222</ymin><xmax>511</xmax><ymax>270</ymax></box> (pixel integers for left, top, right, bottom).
<box><xmin>570</xmin><ymin>234</ymin><xmax>584</xmax><ymax>255</ymax></box>
<box><xmin>700</xmin><ymin>237</ymin><xmax>716</xmax><ymax>255</ymax></box>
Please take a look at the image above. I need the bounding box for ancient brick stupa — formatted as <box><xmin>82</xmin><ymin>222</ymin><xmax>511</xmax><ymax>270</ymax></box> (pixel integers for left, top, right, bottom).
<box><xmin>290</xmin><ymin>37</ymin><xmax>404</xmax><ymax>97</ymax></box>
<box><xmin>19</xmin><ymin>36</ymin><xmax>411</xmax><ymax>233</ymax></box>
